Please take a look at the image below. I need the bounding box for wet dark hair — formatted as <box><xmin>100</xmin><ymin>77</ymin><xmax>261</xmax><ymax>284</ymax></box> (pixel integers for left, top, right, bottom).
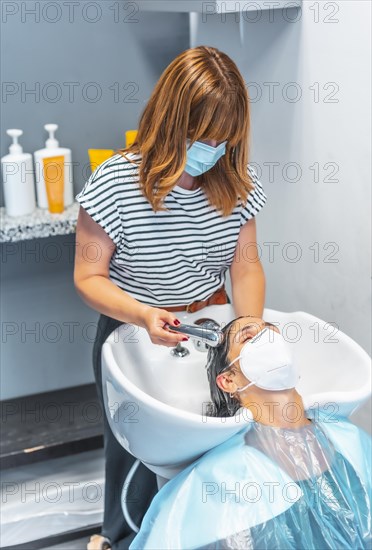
<box><xmin>205</xmin><ymin>316</ymin><xmax>245</xmax><ymax>417</ymax></box>
<box><xmin>205</xmin><ymin>317</ymin><xmax>278</xmax><ymax>417</ymax></box>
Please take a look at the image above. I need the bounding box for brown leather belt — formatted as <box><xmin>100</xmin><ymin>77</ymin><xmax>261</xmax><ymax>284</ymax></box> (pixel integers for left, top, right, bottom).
<box><xmin>162</xmin><ymin>285</ymin><xmax>229</xmax><ymax>313</ymax></box>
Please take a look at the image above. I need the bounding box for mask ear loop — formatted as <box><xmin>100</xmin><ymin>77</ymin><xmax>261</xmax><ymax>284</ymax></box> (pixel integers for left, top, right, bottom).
<box><xmin>227</xmin><ymin>356</ymin><xmax>256</xmax><ymax>397</ymax></box>
<box><xmin>232</xmin><ymin>380</ymin><xmax>256</xmax><ymax>395</ymax></box>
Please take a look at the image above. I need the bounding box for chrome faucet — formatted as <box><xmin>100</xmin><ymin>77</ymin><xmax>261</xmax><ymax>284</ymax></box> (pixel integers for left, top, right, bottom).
<box><xmin>164</xmin><ymin>320</ymin><xmax>223</xmax><ymax>348</ymax></box>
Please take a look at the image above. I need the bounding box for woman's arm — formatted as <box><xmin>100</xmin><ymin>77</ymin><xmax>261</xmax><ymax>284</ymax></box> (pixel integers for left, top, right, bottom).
<box><xmin>74</xmin><ymin>206</ymin><xmax>151</xmax><ymax>326</ymax></box>
<box><xmin>73</xmin><ymin>206</ymin><xmax>204</xmax><ymax>347</ymax></box>
<box><xmin>229</xmin><ymin>218</ymin><xmax>266</xmax><ymax>318</ymax></box>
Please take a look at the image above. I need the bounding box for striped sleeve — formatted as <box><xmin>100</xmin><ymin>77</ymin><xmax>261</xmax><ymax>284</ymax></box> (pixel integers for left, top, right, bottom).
<box><xmin>75</xmin><ymin>158</ymin><xmax>123</xmax><ymax>250</ymax></box>
<box><xmin>240</xmin><ymin>164</ymin><xmax>268</xmax><ymax>226</ymax></box>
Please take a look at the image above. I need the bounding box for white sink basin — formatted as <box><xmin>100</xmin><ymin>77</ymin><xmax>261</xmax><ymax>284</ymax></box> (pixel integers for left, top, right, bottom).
<box><xmin>101</xmin><ymin>305</ymin><xmax>371</xmax><ymax>479</ymax></box>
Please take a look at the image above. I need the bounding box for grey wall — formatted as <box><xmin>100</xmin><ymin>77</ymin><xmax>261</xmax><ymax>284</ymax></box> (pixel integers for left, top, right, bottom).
<box><xmin>1</xmin><ymin>5</ymin><xmax>189</xmax><ymax>398</ymax></box>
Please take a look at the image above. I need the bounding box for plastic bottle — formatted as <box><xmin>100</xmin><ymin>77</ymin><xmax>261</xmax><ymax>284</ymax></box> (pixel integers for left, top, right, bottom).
<box><xmin>34</xmin><ymin>124</ymin><xmax>74</xmax><ymax>209</ymax></box>
<box><xmin>1</xmin><ymin>129</ymin><xmax>36</xmax><ymax>217</ymax></box>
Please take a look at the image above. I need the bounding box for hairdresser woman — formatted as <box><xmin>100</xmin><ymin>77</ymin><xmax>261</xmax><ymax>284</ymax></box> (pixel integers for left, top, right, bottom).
<box><xmin>74</xmin><ymin>46</ymin><xmax>267</xmax><ymax>550</ymax></box>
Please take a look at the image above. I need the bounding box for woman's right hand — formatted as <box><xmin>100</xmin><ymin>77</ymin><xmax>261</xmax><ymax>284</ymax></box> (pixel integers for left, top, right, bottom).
<box><xmin>140</xmin><ymin>306</ymin><xmax>189</xmax><ymax>347</ymax></box>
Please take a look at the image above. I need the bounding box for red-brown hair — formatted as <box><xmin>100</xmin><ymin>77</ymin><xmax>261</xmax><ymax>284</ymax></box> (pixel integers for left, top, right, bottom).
<box><xmin>115</xmin><ymin>45</ymin><xmax>254</xmax><ymax>217</ymax></box>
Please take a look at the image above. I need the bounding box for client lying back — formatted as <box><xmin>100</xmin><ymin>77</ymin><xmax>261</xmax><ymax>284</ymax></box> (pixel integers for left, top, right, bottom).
<box><xmin>130</xmin><ymin>316</ymin><xmax>372</xmax><ymax>550</ymax></box>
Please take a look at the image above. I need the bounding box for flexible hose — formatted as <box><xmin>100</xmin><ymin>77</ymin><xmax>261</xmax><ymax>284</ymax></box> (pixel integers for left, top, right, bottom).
<box><xmin>121</xmin><ymin>458</ymin><xmax>141</xmax><ymax>533</ymax></box>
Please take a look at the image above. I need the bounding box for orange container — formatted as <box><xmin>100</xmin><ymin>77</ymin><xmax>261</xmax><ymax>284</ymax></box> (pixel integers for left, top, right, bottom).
<box><xmin>43</xmin><ymin>155</ymin><xmax>65</xmax><ymax>213</ymax></box>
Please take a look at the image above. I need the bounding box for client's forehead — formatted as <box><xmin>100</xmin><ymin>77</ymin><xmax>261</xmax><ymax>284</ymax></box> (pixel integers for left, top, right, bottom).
<box><xmin>227</xmin><ymin>317</ymin><xmax>278</xmax><ymax>344</ymax></box>
<box><xmin>230</xmin><ymin>315</ymin><xmax>263</xmax><ymax>332</ymax></box>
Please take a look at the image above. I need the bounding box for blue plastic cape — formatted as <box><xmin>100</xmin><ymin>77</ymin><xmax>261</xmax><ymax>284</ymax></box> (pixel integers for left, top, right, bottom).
<box><xmin>129</xmin><ymin>410</ymin><xmax>371</xmax><ymax>549</ymax></box>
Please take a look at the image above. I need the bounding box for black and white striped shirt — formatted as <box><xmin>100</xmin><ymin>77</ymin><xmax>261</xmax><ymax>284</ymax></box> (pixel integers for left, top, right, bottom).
<box><xmin>75</xmin><ymin>152</ymin><xmax>267</xmax><ymax>307</ymax></box>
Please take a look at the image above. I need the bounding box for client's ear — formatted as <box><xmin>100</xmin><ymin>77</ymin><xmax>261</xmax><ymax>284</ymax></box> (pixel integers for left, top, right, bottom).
<box><xmin>216</xmin><ymin>371</ymin><xmax>235</xmax><ymax>393</ymax></box>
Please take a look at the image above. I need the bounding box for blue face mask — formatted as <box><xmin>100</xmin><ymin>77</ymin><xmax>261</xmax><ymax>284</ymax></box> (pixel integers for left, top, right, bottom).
<box><xmin>185</xmin><ymin>139</ymin><xmax>227</xmax><ymax>177</ymax></box>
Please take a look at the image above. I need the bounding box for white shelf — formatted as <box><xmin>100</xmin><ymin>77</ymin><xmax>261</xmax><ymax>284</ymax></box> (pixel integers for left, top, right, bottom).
<box><xmin>0</xmin><ymin>202</ymin><xmax>79</xmax><ymax>243</ymax></box>
<box><xmin>136</xmin><ymin>0</ymin><xmax>302</xmax><ymax>12</ymax></box>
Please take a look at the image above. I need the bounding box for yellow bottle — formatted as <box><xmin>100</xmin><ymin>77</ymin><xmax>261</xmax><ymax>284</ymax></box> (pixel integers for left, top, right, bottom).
<box><xmin>44</xmin><ymin>155</ymin><xmax>65</xmax><ymax>213</ymax></box>
<box><xmin>88</xmin><ymin>149</ymin><xmax>114</xmax><ymax>173</ymax></box>
<box><xmin>125</xmin><ymin>130</ymin><xmax>138</xmax><ymax>147</ymax></box>
<box><xmin>34</xmin><ymin>124</ymin><xmax>73</xmax><ymax>211</ymax></box>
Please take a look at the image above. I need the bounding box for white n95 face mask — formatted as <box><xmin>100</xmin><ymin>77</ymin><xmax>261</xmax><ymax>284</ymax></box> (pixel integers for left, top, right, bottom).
<box><xmin>228</xmin><ymin>327</ymin><xmax>300</xmax><ymax>392</ymax></box>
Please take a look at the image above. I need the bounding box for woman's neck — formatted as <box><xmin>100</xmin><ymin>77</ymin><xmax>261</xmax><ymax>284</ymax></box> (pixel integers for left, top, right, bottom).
<box><xmin>241</xmin><ymin>389</ymin><xmax>312</xmax><ymax>429</ymax></box>
<box><xmin>176</xmin><ymin>171</ymin><xmax>199</xmax><ymax>191</ymax></box>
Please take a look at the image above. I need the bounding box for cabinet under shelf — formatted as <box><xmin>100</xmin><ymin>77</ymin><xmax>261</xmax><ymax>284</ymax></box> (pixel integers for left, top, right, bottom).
<box><xmin>0</xmin><ymin>383</ymin><xmax>103</xmax><ymax>469</ymax></box>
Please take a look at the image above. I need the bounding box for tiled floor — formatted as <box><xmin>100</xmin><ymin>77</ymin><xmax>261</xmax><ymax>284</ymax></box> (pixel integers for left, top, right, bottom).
<box><xmin>1</xmin><ymin>450</ymin><xmax>104</xmax><ymax>549</ymax></box>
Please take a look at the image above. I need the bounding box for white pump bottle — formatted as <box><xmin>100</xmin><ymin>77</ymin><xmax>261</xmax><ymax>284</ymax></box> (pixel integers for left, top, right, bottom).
<box><xmin>34</xmin><ymin>124</ymin><xmax>73</xmax><ymax>209</ymax></box>
<box><xmin>1</xmin><ymin>129</ymin><xmax>36</xmax><ymax>217</ymax></box>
